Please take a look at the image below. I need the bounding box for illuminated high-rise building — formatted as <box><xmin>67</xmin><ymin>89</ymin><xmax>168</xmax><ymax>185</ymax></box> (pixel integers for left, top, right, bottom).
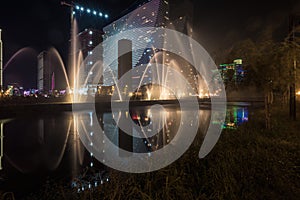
<box><xmin>102</xmin><ymin>0</ymin><xmax>169</xmax><ymax>86</ymax></box>
<box><xmin>37</xmin><ymin>49</ymin><xmax>72</xmax><ymax>95</ymax></box>
<box><xmin>219</xmin><ymin>59</ymin><xmax>245</xmax><ymax>86</ymax></box>
<box><xmin>101</xmin><ymin>0</ymin><xmax>202</xmax><ymax>97</ymax></box>
<box><xmin>168</xmin><ymin>0</ymin><xmax>194</xmax><ymax>35</ymax></box>
<box><xmin>77</xmin><ymin>28</ymin><xmax>103</xmax><ymax>94</ymax></box>
<box><xmin>100</xmin><ymin>0</ymin><xmax>207</xmax><ymax>154</ymax></box>
<box><xmin>37</xmin><ymin>51</ymin><xmax>53</xmax><ymax>93</ymax></box>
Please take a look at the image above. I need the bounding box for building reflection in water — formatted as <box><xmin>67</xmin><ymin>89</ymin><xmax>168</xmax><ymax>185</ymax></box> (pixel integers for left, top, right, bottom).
<box><xmin>223</xmin><ymin>106</ymin><xmax>249</xmax><ymax>129</ymax></box>
<box><xmin>76</xmin><ymin>105</ymin><xmax>212</xmax><ymax>161</ymax></box>
<box><xmin>0</xmin><ymin>105</ymin><xmax>249</xmax><ymax>193</ymax></box>
<box><xmin>0</xmin><ymin>113</ymin><xmax>109</xmax><ymax>194</ymax></box>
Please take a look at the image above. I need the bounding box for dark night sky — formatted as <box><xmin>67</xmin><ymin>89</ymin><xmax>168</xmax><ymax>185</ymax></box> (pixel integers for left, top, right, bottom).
<box><xmin>0</xmin><ymin>0</ymin><xmax>299</xmax><ymax>88</ymax></box>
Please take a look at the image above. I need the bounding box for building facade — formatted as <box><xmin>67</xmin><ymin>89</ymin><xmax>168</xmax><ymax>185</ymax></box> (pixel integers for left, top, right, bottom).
<box><xmin>101</xmin><ymin>0</ymin><xmax>202</xmax><ymax>98</ymax></box>
<box><xmin>37</xmin><ymin>51</ymin><xmax>52</xmax><ymax>93</ymax></box>
<box><xmin>102</xmin><ymin>0</ymin><xmax>168</xmax><ymax>87</ymax></box>
<box><xmin>77</xmin><ymin>28</ymin><xmax>103</xmax><ymax>94</ymax></box>
<box><xmin>219</xmin><ymin>59</ymin><xmax>245</xmax><ymax>86</ymax></box>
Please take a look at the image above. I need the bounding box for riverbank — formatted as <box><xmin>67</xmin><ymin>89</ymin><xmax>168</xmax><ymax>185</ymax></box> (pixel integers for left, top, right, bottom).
<box><xmin>0</xmin><ymin>95</ymin><xmax>265</xmax><ymax>119</ymax></box>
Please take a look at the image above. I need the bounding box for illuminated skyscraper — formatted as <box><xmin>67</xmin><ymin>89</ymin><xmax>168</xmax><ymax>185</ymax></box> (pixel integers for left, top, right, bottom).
<box><xmin>37</xmin><ymin>51</ymin><xmax>52</xmax><ymax>93</ymax></box>
<box><xmin>102</xmin><ymin>0</ymin><xmax>169</xmax><ymax>86</ymax></box>
<box><xmin>101</xmin><ymin>0</ymin><xmax>202</xmax><ymax>96</ymax></box>
<box><xmin>77</xmin><ymin>28</ymin><xmax>103</xmax><ymax>94</ymax></box>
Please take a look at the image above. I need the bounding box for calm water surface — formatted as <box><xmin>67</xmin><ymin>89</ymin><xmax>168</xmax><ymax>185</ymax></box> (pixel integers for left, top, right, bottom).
<box><xmin>0</xmin><ymin>104</ymin><xmax>249</xmax><ymax>198</ymax></box>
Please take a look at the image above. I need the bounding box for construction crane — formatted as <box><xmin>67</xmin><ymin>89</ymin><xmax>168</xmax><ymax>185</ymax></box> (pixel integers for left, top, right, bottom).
<box><xmin>61</xmin><ymin>1</ymin><xmax>74</xmax><ymax>8</ymax></box>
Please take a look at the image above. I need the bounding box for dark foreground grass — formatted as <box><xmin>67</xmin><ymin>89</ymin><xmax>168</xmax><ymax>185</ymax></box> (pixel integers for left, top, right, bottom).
<box><xmin>3</xmin><ymin>104</ymin><xmax>300</xmax><ymax>200</ymax></box>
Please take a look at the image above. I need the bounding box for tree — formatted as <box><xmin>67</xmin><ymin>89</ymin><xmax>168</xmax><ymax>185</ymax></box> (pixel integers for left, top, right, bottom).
<box><xmin>227</xmin><ymin>25</ymin><xmax>294</xmax><ymax>129</ymax></box>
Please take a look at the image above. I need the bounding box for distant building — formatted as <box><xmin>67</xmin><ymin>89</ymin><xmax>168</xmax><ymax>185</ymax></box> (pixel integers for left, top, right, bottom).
<box><xmin>78</xmin><ymin>28</ymin><xmax>103</xmax><ymax>59</ymax></box>
<box><xmin>219</xmin><ymin>59</ymin><xmax>245</xmax><ymax>86</ymax></box>
<box><xmin>37</xmin><ymin>49</ymin><xmax>73</xmax><ymax>95</ymax></box>
<box><xmin>37</xmin><ymin>51</ymin><xmax>53</xmax><ymax>93</ymax></box>
<box><xmin>77</xmin><ymin>28</ymin><xmax>103</xmax><ymax>94</ymax></box>
<box><xmin>168</xmin><ymin>0</ymin><xmax>194</xmax><ymax>35</ymax></box>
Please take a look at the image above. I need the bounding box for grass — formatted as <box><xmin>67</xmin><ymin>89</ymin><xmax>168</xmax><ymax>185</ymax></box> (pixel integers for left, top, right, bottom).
<box><xmin>2</xmin><ymin>103</ymin><xmax>300</xmax><ymax>200</ymax></box>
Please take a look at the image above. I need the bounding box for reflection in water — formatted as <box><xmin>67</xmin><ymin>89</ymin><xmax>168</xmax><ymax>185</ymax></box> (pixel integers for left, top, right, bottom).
<box><xmin>0</xmin><ymin>105</ymin><xmax>249</xmax><ymax>196</ymax></box>
<box><xmin>0</xmin><ymin>122</ymin><xmax>3</xmax><ymax>170</ymax></box>
<box><xmin>0</xmin><ymin>113</ymin><xmax>109</xmax><ymax>196</ymax></box>
<box><xmin>101</xmin><ymin>107</ymin><xmax>182</xmax><ymax>154</ymax></box>
<box><xmin>75</xmin><ymin>105</ymin><xmax>213</xmax><ymax>173</ymax></box>
<box><xmin>4</xmin><ymin>114</ymin><xmax>74</xmax><ymax>173</ymax></box>
<box><xmin>223</xmin><ymin>106</ymin><xmax>248</xmax><ymax>129</ymax></box>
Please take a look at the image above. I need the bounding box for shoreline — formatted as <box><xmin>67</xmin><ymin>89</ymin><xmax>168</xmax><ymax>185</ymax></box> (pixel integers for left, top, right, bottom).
<box><xmin>0</xmin><ymin>97</ymin><xmax>265</xmax><ymax>119</ymax></box>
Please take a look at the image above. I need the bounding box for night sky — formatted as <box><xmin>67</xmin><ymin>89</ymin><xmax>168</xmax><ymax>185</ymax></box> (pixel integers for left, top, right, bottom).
<box><xmin>0</xmin><ymin>0</ymin><xmax>299</xmax><ymax>88</ymax></box>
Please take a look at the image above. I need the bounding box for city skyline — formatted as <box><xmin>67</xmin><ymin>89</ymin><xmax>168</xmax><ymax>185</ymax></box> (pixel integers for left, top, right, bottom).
<box><xmin>0</xmin><ymin>0</ymin><xmax>299</xmax><ymax>88</ymax></box>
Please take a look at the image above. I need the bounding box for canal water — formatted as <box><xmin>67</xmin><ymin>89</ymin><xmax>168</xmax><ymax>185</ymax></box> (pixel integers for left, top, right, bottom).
<box><xmin>0</xmin><ymin>104</ymin><xmax>250</xmax><ymax>198</ymax></box>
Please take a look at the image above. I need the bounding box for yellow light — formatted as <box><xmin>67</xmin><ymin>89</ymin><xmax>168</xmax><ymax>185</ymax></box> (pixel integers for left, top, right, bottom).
<box><xmin>296</xmin><ymin>91</ymin><xmax>300</xmax><ymax>96</ymax></box>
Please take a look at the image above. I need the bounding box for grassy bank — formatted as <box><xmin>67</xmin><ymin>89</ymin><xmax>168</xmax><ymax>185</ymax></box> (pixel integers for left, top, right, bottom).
<box><xmin>4</xmin><ymin>103</ymin><xmax>300</xmax><ymax>200</ymax></box>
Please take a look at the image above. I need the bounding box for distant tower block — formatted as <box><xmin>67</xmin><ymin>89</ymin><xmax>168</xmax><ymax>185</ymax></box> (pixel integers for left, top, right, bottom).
<box><xmin>0</xmin><ymin>29</ymin><xmax>3</xmax><ymax>91</ymax></box>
